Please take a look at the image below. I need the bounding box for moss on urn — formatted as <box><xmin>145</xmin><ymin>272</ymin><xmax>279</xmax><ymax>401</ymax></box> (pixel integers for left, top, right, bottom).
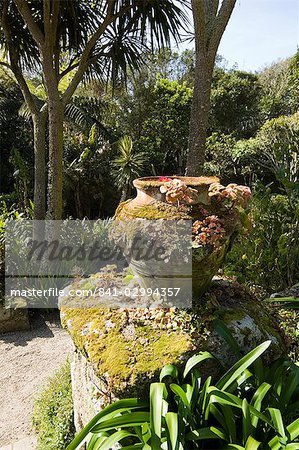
<box><xmin>114</xmin><ymin>176</ymin><xmax>252</xmax><ymax>298</ymax></box>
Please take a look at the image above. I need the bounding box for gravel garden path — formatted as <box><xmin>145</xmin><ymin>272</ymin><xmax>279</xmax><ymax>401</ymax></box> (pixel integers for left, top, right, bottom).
<box><xmin>0</xmin><ymin>312</ymin><xmax>73</xmax><ymax>449</ymax></box>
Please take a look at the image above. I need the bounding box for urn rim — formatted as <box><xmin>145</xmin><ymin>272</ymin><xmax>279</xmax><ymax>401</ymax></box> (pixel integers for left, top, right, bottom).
<box><xmin>133</xmin><ymin>176</ymin><xmax>220</xmax><ymax>190</ymax></box>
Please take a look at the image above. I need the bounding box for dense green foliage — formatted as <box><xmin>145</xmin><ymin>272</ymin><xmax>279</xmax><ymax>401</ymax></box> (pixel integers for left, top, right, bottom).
<box><xmin>225</xmin><ymin>185</ymin><xmax>298</xmax><ymax>292</ymax></box>
<box><xmin>136</xmin><ymin>77</ymin><xmax>192</xmax><ymax>174</ymax></box>
<box><xmin>0</xmin><ymin>198</ymin><xmax>34</xmax><ymax>303</ymax></box>
<box><xmin>223</xmin><ymin>113</ymin><xmax>299</xmax><ymax>292</ymax></box>
<box><xmin>258</xmin><ymin>55</ymin><xmax>299</xmax><ymax>120</ymax></box>
<box><xmin>67</xmin><ymin>328</ymin><xmax>299</xmax><ymax>450</ymax></box>
<box><xmin>63</xmin><ymin>128</ymin><xmax>118</xmax><ymax>218</ymax></box>
<box><xmin>1</xmin><ymin>12</ymin><xmax>298</xmax><ymax>450</ymax></box>
<box><xmin>32</xmin><ymin>362</ymin><xmax>75</xmax><ymax>450</ymax></box>
<box><xmin>210</xmin><ymin>69</ymin><xmax>262</xmax><ymax>138</ymax></box>
<box><xmin>1</xmin><ymin>48</ymin><xmax>298</xmax><ymax>290</ymax></box>
<box><xmin>0</xmin><ymin>69</ymin><xmax>33</xmax><ymax>209</ymax></box>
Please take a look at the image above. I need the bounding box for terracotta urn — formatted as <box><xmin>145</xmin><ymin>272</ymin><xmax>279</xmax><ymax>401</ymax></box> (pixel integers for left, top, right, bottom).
<box><xmin>115</xmin><ymin>176</ymin><xmax>251</xmax><ymax>300</ymax></box>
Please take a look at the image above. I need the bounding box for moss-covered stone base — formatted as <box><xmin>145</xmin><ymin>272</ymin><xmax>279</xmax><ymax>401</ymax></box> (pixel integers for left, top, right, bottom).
<box><xmin>61</xmin><ymin>268</ymin><xmax>288</xmax><ymax>432</ymax></box>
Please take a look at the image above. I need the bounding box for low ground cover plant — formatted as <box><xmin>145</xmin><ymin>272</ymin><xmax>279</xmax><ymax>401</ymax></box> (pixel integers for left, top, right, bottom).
<box><xmin>33</xmin><ymin>362</ymin><xmax>75</xmax><ymax>450</ymax></box>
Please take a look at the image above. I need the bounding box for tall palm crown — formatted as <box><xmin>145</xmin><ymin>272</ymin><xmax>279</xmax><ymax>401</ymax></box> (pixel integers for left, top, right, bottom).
<box><xmin>0</xmin><ymin>0</ymin><xmax>190</xmax><ymax>84</ymax></box>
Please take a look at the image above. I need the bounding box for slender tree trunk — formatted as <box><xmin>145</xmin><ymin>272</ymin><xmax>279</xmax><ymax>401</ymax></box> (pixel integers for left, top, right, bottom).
<box><xmin>47</xmin><ymin>99</ymin><xmax>64</xmax><ymax>220</ymax></box>
<box><xmin>186</xmin><ymin>0</ymin><xmax>237</xmax><ymax>176</ymax></box>
<box><xmin>32</xmin><ymin>112</ymin><xmax>47</xmax><ymax>220</ymax></box>
<box><xmin>186</xmin><ymin>57</ymin><xmax>213</xmax><ymax>176</ymax></box>
<box><xmin>41</xmin><ymin>36</ymin><xmax>64</xmax><ymax>223</ymax></box>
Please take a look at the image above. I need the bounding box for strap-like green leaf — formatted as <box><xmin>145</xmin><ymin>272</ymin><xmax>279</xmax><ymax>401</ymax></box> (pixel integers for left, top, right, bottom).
<box><xmin>220</xmin><ymin>404</ymin><xmax>236</xmax><ymax>443</ymax></box>
<box><xmin>213</xmin><ymin>318</ymin><xmax>241</xmax><ymax>357</ymax></box>
<box><xmin>251</xmin><ymin>382</ymin><xmax>271</xmax><ymax>428</ymax></box>
<box><xmin>245</xmin><ymin>436</ymin><xmax>261</xmax><ymax>450</ymax></box>
<box><xmin>186</xmin><ymin>427</ymin><xmax>224</xmax><ymax>441</ymax></box>
<box><xmin>216</xmin><ymin>341</ymin><xmax>271</xmax><ymax>391</ymax></box>
<box><xmin>225</xmin><ymin>444</ymin><xmax>245</xmax><ymax>450</ymax></box>
<box><xmin>209</xmin><ymin>404</ymin><xmax>227</xmax><ymax>430</ymax></box>
<box><xmin>190</xmin><ymin>368</ymin><xmax>202</xmax><ymax>410</ymax></box>
<box><xmin>165</xmin><ymin>412</ymin><xmax>179</xmax><ymax>450</ymax></box>
<box><xmin>208</xmin><ymin>389</ymin><xmax>272</xmax><ymax>426</ymax></box>
<box><xmin>225</xmin><ymin>445</ymin><xmax>244</xmax><ymax>449</ymax></box>
<box><xmin>199</xmin><ymin>376</ymin><xmax>212</xmax><ymax>417</ymax></box>
<box><xmin>150</xmin><ymin>383</ymin><xmax>166</xmax><ymax>449</ymax></box>
<box><xmin>170</xmin><ymin>384</ymin><xmax>190</xmax><ymax>410</ymax></box>
<box><xmin>242</xmin><ymin>399</ymin><xmax>252</xmax><ymax>444</ymax></box>
<box><xmin>87</xmin><ymin>432</ymin><xmax>109</xmax><ymax>450</ymax></box>
<box><xmin>66</xmin><ymin>399</ymin><xmax>148</xmax><ymax>450</ymax></box>
<box><xmin>268</xmin><ymin>408</ymin><xmax>286</xmax><ymax>439</ymax></box>
<box><xmin>120</xmin><ymin>446</ymin><xmax>144</xmax><ymax>450</ymax></box>
<box><xmin>280</xmin><ymin>368</ymin><xmax>299</xmax><ymax>409</ymax></box>
<box><xmin>160</xmin><ymin>365</ymin><xmax>179</xmax><ymax>382</ymax></box>
<box><xmin>268</xmin><ymin>434</ymin><xmax>284</xmax><ymax>450</ymax></box>
<box><xmin>91</xmin><ymin>412</ymin><xmax>150</xmax><ymax>433</ymax></box>
<box><xmin>183</xmin><ymin>352</ymin><xmax>215</xmax><ymax>379</ymax></box>
<box><xmin>95</xmin><ymin>430</ymin><xmax>136</xmax><ymax>450</ymax></box>
<box><xmin>286</xmin><ymin>417</ymin><xmax>299</xmax><ymax>441</ymax></box>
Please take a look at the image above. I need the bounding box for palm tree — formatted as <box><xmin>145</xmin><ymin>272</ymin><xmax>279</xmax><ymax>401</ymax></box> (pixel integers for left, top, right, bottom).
<box><xmin>0</xmin><ymin>0</ymin><xmax>189</xmax><ymax>223</ymax></box>
<box><xmin>112</xmin><ymin>135</ymin><xmax>146</xmax><ymax>202</ymax></box>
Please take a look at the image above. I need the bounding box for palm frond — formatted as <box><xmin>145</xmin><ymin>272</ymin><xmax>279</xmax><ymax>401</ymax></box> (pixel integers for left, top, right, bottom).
<box><xmin>86</xmin><ymin>0</ymin><xmax>190</xmax><ymax>86</ymax></box>
<box><xmin>65</xmin><ymin>95</ymin><xmax>112</xmax><ymax>141</ymax></box>
<box><xmin>112</xmin><ymin>0</ymin><xmax>190</xmax><ymax>47</ymax></box>
<box><xmin>65</xmin><ymin>102</ymin><xmax>91</xmax><ymax>129</ymax></box>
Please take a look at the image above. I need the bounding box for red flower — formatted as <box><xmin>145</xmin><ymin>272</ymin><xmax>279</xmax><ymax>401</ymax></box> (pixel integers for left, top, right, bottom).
<box><xmin>159</xmin><ymin>176</ymin><xmax>172</xmax><ymax>182</ymax></box>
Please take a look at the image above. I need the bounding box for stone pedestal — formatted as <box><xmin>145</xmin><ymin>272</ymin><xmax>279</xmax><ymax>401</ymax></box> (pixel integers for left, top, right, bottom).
<box><xmin>70</xmin><ymin>348</ymin><xmax>118</xmax><ymax>433</ymax></box>
<box><xmin>61</xmin><ymin>269</ymin><xmax>288</xmax><ymax>434</ymax></box>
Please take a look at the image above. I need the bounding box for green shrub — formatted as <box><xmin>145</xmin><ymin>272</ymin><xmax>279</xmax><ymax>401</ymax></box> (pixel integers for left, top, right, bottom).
<box><xmin>210</xmin><ymin>69</ymin><xmax>262</xmax><ymax>138</ymax></box>
<box><xmin>259</xmin><ymin>53</ymin><xmax>299</xmax><ymax>120</ymax></box>
<box><xmin>33</xmin><ymin>362</ymin><xmax>75</xmax><ymax>450</ymax></box>
<box><xmin>67</xmin><ymin>326</ymin><xmax>299</xmax><ymax>450</ymax></box>
<box><xmin>268</xmin><ymin>292</ymin><xmax>299</xmax><ymax>358</ymax></box>
<box><xmin>224</xmin><ymin>183</ymin><xmax>299</xmax><ymax>292</ymax></box>
<box><xmin>224</xmin><ymin>112</ymin><xmax>299</xmax><ymax>292</ymax></box>
<box><xmin>205</xmin><ymin>112</ymin><xmax>299</xmax><ymax>191</ymax></box>
<box><xmin>255</xmin><ymin>113</ymin><xmax>299</xmax><ymax>191</ymax></box>
<box><xmin>0</xmin><ymin>198</ymin><xmax>34</xmax><ymax>304</ymax></box>
<box><xmin>203</xmin><ymin>132</ymin><xmax>237</xmax><ymax>182</ymax></box>
<box><xmin>137</xmin><ymin>77</ymin><xmax>192</xmax><ymax>175</ymax></box>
